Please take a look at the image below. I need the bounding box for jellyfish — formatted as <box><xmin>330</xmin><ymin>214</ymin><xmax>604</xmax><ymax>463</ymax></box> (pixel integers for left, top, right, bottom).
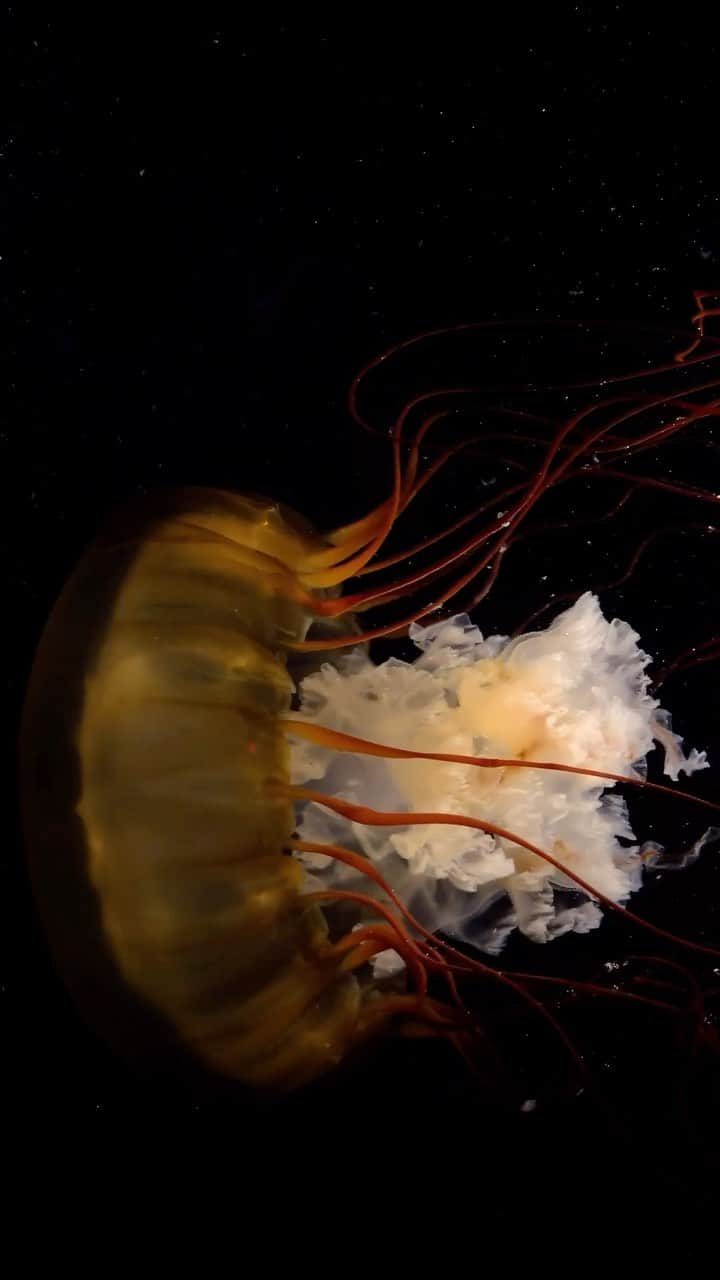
<box><xmin>19</xmin><ymin>291</ymin><xmax>720</xmax><ymax>1094</ymax></box>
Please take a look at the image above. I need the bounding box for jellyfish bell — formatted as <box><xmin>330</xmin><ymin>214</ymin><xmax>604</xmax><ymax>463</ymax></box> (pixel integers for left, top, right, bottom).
<box><xmin>18</xmin><ymin>293</ymin><xmax>720</xmax><ymax>1100</ymax></box>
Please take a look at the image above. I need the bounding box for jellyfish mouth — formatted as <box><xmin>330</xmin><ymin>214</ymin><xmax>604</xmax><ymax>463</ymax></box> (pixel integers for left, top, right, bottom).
<box><xmin>285</xmin><ymin>592</ymin><xmax>709</xmax><ymax>968</ymax></box>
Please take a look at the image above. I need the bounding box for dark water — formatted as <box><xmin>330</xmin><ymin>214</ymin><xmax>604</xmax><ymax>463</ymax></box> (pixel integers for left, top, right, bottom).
<box><xmin>5</xmin><ymin>11</ymin><xmax>720</xmax><ymax>1249</ymax></box>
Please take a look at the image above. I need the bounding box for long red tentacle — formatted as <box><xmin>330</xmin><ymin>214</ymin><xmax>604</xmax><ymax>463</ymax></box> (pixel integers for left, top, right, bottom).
<box><xmin>290</xmin><ymin>787</ymin><xmax>720</xmax><ymax>960</ymax></box>
<box><xmin>281</xmin><ymin>719</ymin><xmax>720</xmax><ymax>816</ymax></box>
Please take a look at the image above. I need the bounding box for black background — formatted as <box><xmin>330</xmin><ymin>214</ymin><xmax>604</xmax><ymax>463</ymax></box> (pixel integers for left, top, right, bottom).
<box><xmin>5</xmin><ymin>8</ymin><xmax>720</xmax><ymax>1250</ymax></box>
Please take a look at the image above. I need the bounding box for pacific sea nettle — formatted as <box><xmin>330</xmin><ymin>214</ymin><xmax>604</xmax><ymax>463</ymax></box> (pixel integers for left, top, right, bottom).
<box><xmin>19</xmin><ymin>293</ymin><xmax>720</xmax><ymax>1093</ymax></box>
